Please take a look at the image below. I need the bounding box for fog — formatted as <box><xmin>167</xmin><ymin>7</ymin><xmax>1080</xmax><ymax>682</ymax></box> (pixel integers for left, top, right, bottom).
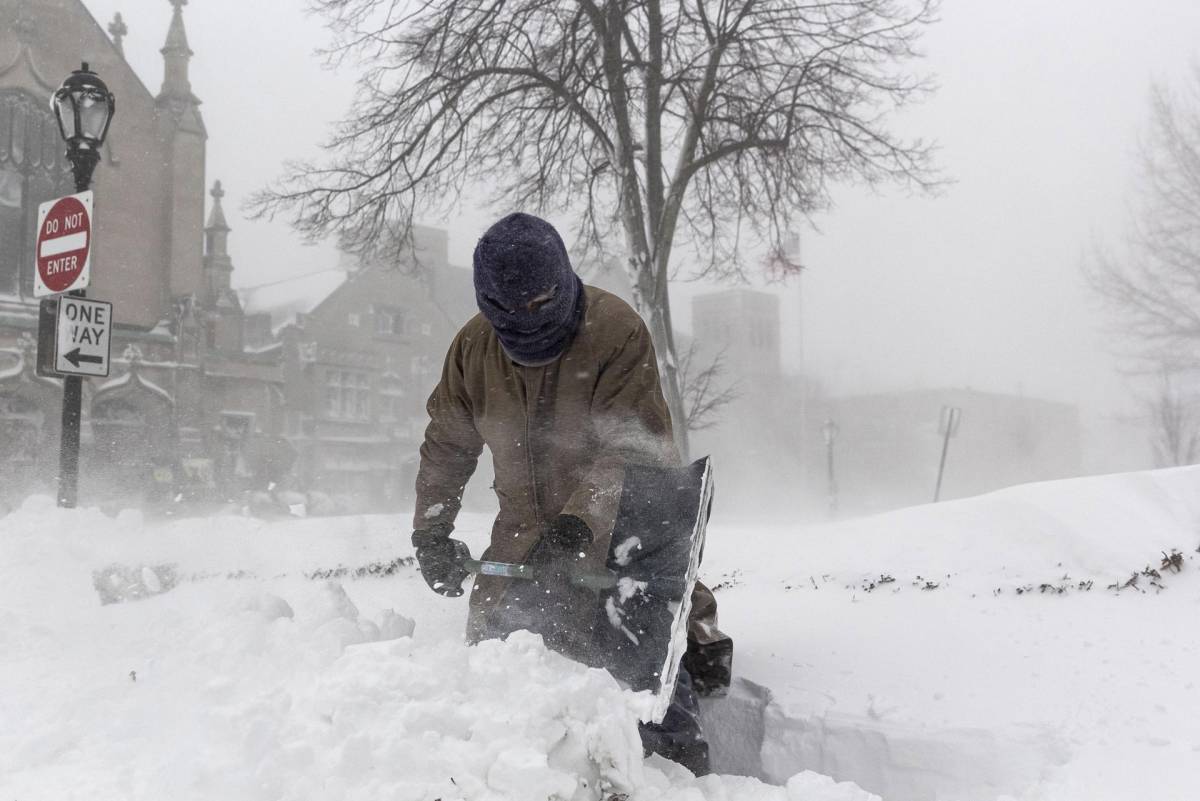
<box><xmin>75</xmin><ymin>0</ymin><xmax>1200</xmax><ymax>510</ymax></box>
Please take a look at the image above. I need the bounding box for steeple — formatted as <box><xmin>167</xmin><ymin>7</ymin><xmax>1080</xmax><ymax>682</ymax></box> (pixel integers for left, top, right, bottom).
<box><xmin>204</xmin><ymin>179</ymin><xmax>235</xmax><ymax>298</ymax></box>
<box><xmin>156</xmin><ymin>0</ymin><xmax>206</xmax><ymax>300</ymax></box>
<box><xmin>205</xmin><ymin>180</ymin><xmax>230</xmax><ymax>258</ymax></box>
<box><xmin>202</xmin><ymin>180</ymin><xmax>244</xmax><ymax>351</ymax></box>
<box><xmin>108</xmin><ymin>13</ymin><xmax>128</xmax><ymax>58</ymax></box>
<box><xmin>158</xmin><ymin>0</ymin><xmax>205</xmax><ymax>137</ymax></box>
<box><xmin>160</xmin><ymin>0</ymin><xmax>192</xmax><ymax>97</ymax></box>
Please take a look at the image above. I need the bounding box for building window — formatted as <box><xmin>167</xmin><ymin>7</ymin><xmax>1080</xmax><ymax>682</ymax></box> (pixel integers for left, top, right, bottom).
<box><xmin>347</xmin><ymin>312</ymin><xmax>360</xmax><ymax>327</ymax></box>
<box><xmin>0</xmin><ymin>166</ymin><xmax>22</xmax><ymax>296</ymax></box>
<box><xmin>378</xmin><ymin>379</ymin><xmax>405</xmax><ymax>421</ymax></box>
<box><xmin>326</xmin><ymin>370</ymin><xmax>370</xmax><ymax>420</ymax></box>
<box><xmin>0</xmin><ymin>90</ymin><xmax>72</xmax><ymax>299</ymax></box>
<box><xmin>374</xmin><ymin>306</ymin><xmax>407</xmax><ymax>336</ymax></box>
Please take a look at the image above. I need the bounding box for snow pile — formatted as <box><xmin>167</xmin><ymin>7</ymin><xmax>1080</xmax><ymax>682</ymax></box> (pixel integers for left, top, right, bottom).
<box><xmin>4</xmin><ymin>465</ymin><xmax>1199</xmax><ymax>801</ymax></box>
<box><xmin>0</xmin><ymin>497</ymin><xmax>872</xmax><ymax>801</ymax></box>
<box><xmin>703</xmin><ymin>465</ymin><xmax>1200</xmax><ymax>801</ymax></box>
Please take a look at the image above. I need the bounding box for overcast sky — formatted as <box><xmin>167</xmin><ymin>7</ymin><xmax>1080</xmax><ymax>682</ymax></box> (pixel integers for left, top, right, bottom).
<box><xmin>82</xmin><ymin>0</ymin><xmax>1200</xmax><ymax>472</ymax></box>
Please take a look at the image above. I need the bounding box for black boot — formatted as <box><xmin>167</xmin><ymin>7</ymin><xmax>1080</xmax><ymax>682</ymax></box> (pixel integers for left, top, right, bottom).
<box><xmin>638</xmin><ymin>665</ymin><xmax>711</xmax><ymax>776</ymax></box>
<box><xmin>682</xmin><ymin>635</ymin><xmax>733</xmax><ymax>697</ymax></box>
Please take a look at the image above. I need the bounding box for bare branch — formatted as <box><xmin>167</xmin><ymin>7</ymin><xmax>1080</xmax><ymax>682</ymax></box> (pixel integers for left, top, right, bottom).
<box><xmin>258</xmin><ymin>0</ymin><xmax>941</xmax><ymax>456</ymax></box>
<box><xmin>1085</xmin><ymin>68</ymin><xmax>1200</xmax><ymax>369</ymax></box>
<box><xmin>677</xmin><ymin>341</ymin><xmax>740</xmax><ymax>432</ymax></box>
<box><xmin>1145</xmin><ymin>367</ymin><xmax>1200</xmax><ymax>467</ymax></box>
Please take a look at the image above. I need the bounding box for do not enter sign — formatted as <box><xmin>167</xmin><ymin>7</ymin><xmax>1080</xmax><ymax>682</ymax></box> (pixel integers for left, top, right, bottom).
<box><xmin>34</xmin><ymin>191</ymin><xmax>93</xmax><ymax>297</ymax></box>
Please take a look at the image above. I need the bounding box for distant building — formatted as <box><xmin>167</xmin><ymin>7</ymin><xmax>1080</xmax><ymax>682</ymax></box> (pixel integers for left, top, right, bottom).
<box><xmin>684</xmin><ymin>287</ymin><xmax>1086</xmax><ymax>517</ymax></box>
<box><xmin>0</xmin><ymin>0</ymin><xmax>280</xmax><ymax>508</ymax></box>
<box><xmin>691</xmin><ymin>288</ymin><xmax>782</xmax><ymax>379</ymax></box>
<box><xmin>241</xmin><ymin>228</ymin><xmax>478</xmax><ymax>509</ymax></box>
<box><xmin>687</xmin><ymin>287</ymin><xmax>805</xmax><ymax>515</ymax></box>
<box><xmin>812</xmin><ymin>388</ymin><xmax>1083</xmax><ymax>515</ymax></box>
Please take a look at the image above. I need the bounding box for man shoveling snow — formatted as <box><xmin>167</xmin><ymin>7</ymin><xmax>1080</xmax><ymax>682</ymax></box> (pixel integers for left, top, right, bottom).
<box><xmin>410</xmin><ymin>212</ymin><xmax>732</xmax><ymax>775</ymax></box>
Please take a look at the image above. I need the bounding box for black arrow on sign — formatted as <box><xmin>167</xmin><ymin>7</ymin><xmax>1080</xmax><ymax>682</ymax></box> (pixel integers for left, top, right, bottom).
<box><xmin>64</xmin><ymin>348</ymin><xmax>103</xmax><ymax>368</ymax></box>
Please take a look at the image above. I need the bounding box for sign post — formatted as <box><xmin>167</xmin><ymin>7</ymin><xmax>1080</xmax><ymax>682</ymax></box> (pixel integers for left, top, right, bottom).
<box><xmin>31</xmin><ymin>190</ymin><xmax>100</xmax><ymax>508</ymax></box>
<box><xmin>934</xmin><ymin>405</ymin><xmax>963</xmax><ymax>503</ymax></box>
<box><xmin>31</xmin><ymin>189</ymin><xmax>107</xmax><ymax>508</ymax></box>
<box><xmin>43</xmin><ymin>63</ymin><xmax>115</xmax><ymax>509</ymax></box>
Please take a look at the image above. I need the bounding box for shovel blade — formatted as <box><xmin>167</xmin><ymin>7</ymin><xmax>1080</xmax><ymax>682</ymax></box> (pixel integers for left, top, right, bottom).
<box><xmin>593</xmin><ymin>456</ymin><xmax>714</xmax><ymax>723</ymax></box>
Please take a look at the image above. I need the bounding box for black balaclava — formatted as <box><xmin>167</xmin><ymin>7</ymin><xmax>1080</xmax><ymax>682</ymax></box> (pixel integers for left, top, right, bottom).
<box><xmin>472</xmin><ymin>212</ymin><xmax>585</xmax><ymax>365</ymax></box>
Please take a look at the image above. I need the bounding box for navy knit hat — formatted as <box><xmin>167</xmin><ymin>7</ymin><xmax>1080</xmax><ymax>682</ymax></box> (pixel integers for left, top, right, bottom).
<box><xmin>473</xmin><ymin>213</ymin><xmax>585</xmax><ymax>365</ymax></box>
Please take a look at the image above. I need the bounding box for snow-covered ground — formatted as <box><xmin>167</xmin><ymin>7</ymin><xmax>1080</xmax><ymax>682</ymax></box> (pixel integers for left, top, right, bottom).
<box><xmin>702</xmin><ymin>466</ymin><xmax>1200</xmax><ymax>800</ymax></box>
<box><xmin>2</xmin><ymin>466</ymin><xmax>1198</xmax><ymax>800</ymax></box>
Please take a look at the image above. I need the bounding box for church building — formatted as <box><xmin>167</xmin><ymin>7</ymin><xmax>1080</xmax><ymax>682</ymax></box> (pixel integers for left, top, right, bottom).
<box><xmin>0</xmin><ymin>0</ymin><xmax>283</xmax><ymax>509</ymax></box>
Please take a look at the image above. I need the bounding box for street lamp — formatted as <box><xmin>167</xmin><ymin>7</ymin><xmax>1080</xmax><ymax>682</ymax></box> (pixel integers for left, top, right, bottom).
<box><xmin>51</xmin><ymin>62</ymin><xmax>115</xmax><ymax>192</ymax></box>
<box><xmin>48</xmin><ymin>63</ymin><xmax>115</xmax><ymax>508</ymax></box>
<box><xmin>821</xmin><ymin>418</ymin><xmax>839</xmax><ymax>517</ymax></box>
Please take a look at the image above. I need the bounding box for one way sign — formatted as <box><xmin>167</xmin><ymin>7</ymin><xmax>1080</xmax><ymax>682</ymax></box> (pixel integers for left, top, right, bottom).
<box><xmin>54</xmin><ymin>296</ymin><xmax>112</xmax><ymax>377</ymax></box>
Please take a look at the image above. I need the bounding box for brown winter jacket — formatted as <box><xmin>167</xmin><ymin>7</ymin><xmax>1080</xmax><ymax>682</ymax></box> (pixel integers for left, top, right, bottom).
<box><xmin>414</xmin><ymin>285</ymin><xmax>680</xmax><ymax>641</ymax></box>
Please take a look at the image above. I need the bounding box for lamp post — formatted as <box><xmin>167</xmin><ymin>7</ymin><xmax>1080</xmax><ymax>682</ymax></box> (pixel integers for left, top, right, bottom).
<box><xmin>821</xmin><ymin>418</ymin><xmax>839</xmax><ymax>517</ymax></box>
<box><xmin>49</xmin><ymin>62</ymin><xmax>115</xmax><ymax>508</ymax></box>
<box><xmin>52</xmin><ymin>63</ymin><xmax>115</xmax><ymax>193</ymax></box>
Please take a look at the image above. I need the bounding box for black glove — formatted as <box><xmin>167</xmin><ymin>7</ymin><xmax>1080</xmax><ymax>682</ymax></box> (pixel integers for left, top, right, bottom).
<box><xmin>412</xmin><ymin>526</ymin><xmax>472</xmax><ymax>597</ymax></box>
<box><xmin>527</xmin><ymin>514</ymin><xmax>593</xmax><ymax>574</ymax></box>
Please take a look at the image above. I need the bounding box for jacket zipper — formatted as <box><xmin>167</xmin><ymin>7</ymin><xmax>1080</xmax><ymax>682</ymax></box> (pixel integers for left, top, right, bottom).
<box><xmin>520</xmin><ymin>366</ymin><xmax>541</xmax><ymax>527</ymax></box>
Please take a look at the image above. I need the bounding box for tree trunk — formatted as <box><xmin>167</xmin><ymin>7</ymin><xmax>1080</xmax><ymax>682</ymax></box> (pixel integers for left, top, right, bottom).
<box><xmin>625</xmin><ymin>241</ymin><xmax>690</xmax><ymax>462</ymax></box>
<box><xmin>648</xmin><ymin>300</ymin><xmax>690</xmax><ymax>463</ymax></box>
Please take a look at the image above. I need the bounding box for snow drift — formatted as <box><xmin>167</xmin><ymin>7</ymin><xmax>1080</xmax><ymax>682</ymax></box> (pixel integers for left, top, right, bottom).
<box><xmin>3</xmin><ymin>464</ymin><xmax>1199</xmax><ymax>800</ymax></box>
<box><xmin>0</xmin><ymin>497</ymin><xmax>870</xmax><ymax>801</ymax></box>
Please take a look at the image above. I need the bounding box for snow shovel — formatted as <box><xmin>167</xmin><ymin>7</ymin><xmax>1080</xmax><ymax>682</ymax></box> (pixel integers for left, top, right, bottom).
<box><xmin>460</xmin><ymin>456</ymin><xmax>713</xmax><ymax>723</ymax></box>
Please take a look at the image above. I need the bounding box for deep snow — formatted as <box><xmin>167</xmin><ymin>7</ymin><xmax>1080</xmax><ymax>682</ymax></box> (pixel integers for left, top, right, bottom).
<box><xmin>702</xmin><ymin>466</ymin><xmax>1200</xmax><ymax>799</ymax></box>
<box><xmin>2</xmin><ymin>465</ymin><xmax>1198</xmax><ymax>800</ymax></box>
<box><xmin>0</xmin><ymin>499</ymin><xmax>871</xmax><ymax>801</ymax></box>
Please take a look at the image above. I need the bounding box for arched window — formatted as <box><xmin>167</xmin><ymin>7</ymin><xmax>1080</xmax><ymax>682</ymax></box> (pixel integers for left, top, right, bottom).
<box><xmin>89</xmin><ymin>369</ymin><xmax>175</xmax><ymax>502</ymax></box>
<box><xmin>0</xmin><ymin>90</ymin><xmax>73</xmax><ymax>299</ymax></box>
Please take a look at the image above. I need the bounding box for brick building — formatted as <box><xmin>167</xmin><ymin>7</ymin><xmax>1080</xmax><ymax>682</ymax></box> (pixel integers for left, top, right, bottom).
<box><xmin>0</xmin><ymin>0</ymin><xmax>281</xmax><ymax>509</ymax></box>
<box><xmin>240</xmin><ymin>228</ymin><xmax>477</xmax><ymax>510</ymax></box>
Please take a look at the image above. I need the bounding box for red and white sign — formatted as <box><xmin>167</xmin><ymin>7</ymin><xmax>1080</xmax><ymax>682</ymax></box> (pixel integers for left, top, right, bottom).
<box><xmin>34</xmin><ymin>191</ymin><xmax>92</xmax><ymax>297</ymax></box>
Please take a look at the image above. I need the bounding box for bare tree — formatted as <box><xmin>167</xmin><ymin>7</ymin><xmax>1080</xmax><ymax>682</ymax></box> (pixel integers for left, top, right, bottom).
<box><xmin>1145</xmin><ymin>368</ymin><xmax>1199</xmax><ymax>467</ymax></box>
<box><xmin>254</xmin><ymin>0</ymin><xmax>940</xmax><ymax>457</ymax></box>
<box><xmin>677</xmin><ymin>342</ymin><xmax>739</xmax><ymax>432</ymax></box>
<box><xmin>1088</xmin><ymin>67</ymin><xmax>1200</xmax><ymax>366</ymax></box>
<box><xmin>1087</xmin><ymin>68</ymin><xmax>1200</xmax><ymax>463</ymax></box>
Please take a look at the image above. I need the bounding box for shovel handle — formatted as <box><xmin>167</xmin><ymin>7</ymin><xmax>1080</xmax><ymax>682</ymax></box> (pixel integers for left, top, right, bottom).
<box><xmin>462</xmin><ymin>558</ymin><xmax>533</xmax><ymax>580</ymax></box>
<box><xmin>461</xmin><ymin>558</ymin><xmax>619</xmax><ymax>591</ymax></box>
